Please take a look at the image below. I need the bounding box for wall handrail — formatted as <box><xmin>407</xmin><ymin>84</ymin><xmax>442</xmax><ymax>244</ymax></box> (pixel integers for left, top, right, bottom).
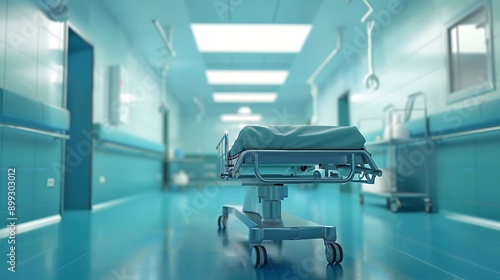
<box><xmin>431</xmin><ymin>125</ymin><xmax>500</xmax><ymax>141</ymax></box>
<box><xmin>0</xmin><ymin>123</ymin><xmax>69</xmax><ymax>139</ymax></box>
<box><xmin>96</xmin><ymin>140</ymin><xmax>165</xmax><ymax>158</ymax></box>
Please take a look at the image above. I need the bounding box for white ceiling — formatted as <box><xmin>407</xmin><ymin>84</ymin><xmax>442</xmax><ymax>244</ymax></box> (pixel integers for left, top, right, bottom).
<box><xmin>101</xmin><ymin>0</ymin><xmax>410</xmax><ymax>117</ymax></box>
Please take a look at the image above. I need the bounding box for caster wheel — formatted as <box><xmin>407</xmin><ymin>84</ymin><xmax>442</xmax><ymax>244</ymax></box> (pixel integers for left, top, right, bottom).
<box><xmin>390</xmin><ymin>199</ymin><xmax>401</xmax><ymax>213</ymax></box>
<box><xmin>313</xmin><ymin>170</ymin><xmax>322</xmax><ymax>179</ymax></box>
<box><xmin>325</xmin><ymin>243</ymin><xmax>343</xmax><ymax>264</ymax></box>
<box><xmin>385</xmin><ymin>197</ymin><xmax>391</xmax><ymax>209</ymax></box>
<box><xmin>359</xmin><ymin>195</ymin><xmax>364</xmax><ymax>205</ymax></box>
<box><xmin>217</xmin><ymin>215</ymin><xmax>227</xmax><ymax>228</ymax></box>
<box><xmin>252</xmin><ymin>246</ymin><xmax>267</xmax><ymax>267</ymax></box>
<box><xmin>425</xmin><ymin>201</ymin><xmax>432</xmax><ymax>213</ymax></box>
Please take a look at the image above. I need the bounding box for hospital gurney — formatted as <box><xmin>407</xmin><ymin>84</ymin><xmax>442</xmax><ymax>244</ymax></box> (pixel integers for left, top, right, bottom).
<box><xmin>216</xmin><ymin>125</ymin><xmax>382</xmax><ymax>267</ymax></box>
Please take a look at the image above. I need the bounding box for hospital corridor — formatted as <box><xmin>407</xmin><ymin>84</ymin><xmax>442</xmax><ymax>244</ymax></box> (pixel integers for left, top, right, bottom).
<box><xmin>0</xmin><ymin>0</ymin><xmax>500</xmax><ymax>279</ymax></box>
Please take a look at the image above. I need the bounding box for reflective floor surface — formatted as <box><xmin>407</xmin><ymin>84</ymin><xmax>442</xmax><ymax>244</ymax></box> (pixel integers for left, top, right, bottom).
<box><xmin>1</xmin><ymin>184</ymin><xmax>500</xmax><ymax>280</ymax></box>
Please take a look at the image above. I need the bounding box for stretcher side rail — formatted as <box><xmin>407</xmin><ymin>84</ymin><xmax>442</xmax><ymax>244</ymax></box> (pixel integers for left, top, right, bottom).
<box><xmin>253</xmin><ymin>153</ymin><xmax>357</xmax><ymax>184</ymax></box>
<box><xmin>217</xmin><ymin>148</ymin><xmax>382</xmax><ymax>185</ymax></box>
<box><xmin>216</xmin><ymin>132</ymin><xmax>230</xmax><ymax>178</ymax></box>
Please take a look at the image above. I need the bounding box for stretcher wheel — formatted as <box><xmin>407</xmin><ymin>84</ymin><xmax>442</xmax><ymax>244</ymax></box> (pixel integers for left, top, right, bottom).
<box><xmin>217</xmin><ymin>215</ymin><xmax>227</xmax><ymax>228</ymax></box>
<box><xmin>251</xmin><ymin>245</ymin><xmax>267</xmax><ymax>267</ymax></box>
<box><xmin>325</xmin><ymin>243</ymin><xmax>343</xmax><ymax>264</ymax></box>
<box><xmin>313</xmin><ymin>170</ymin><xmax>322</xmax><ymax>179</ymax></box>
<box><xmin>390</xmin><ymin>199</ymin><xmax>401</xmax><ymax>213</ymax></box>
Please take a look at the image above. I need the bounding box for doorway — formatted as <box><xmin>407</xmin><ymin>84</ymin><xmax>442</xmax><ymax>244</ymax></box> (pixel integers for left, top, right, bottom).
<box><xmin>63</xmin><ymin>27</ymin><xmax>94</xmax><ymax>210</ymax></box>
<box><xmin>338</xmin><ymin>91</ymin><xmax>350</xmax><ymax>126</ymax></box>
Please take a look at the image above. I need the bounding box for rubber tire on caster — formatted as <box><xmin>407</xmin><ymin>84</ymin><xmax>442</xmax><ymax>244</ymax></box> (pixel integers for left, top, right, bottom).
<box><xmin>390</xmin><ymin>199</ymin><xmax>401</xmax><ymax>213</ymax></box>
<box><xmin>313</xmin><ymin>170</ymin><xmax>322</xmax><ymax>179</ymax></box>
<box><xmin>217</xmin><ymin>215</ymin><xmax>227</xmax><ymax>228</ymax></box>
<box><xmin>252</xmin><ymin>246</ymin><xmax>267</xmax><ymax>267</ymax></box>
<box><xmin>325</xmin><ymin>243</ymin><xmax>343</xmax><ymax>264</ymax></box>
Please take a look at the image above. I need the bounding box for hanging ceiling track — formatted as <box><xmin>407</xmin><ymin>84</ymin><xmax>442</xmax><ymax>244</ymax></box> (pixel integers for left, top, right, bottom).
<box><xmin>152</xmin><ymin>19</ymin><xmax>176</xmax><ymax>58</ymax></box>
<box><xmin>307</xmin><ymin>28</ymin><xmax>343</xmax><ymax>85</ymax></box>
<box><xmin>307</xmin><ymin>28</ymin><xmax>342</xmax><ymax>125</ymax></box>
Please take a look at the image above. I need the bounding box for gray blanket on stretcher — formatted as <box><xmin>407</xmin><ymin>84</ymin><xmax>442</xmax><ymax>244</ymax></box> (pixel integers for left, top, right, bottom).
<box><xmin>228</xmin><ymin>125</ymin><xmax>366</xmax><ymax>159</ymax></box>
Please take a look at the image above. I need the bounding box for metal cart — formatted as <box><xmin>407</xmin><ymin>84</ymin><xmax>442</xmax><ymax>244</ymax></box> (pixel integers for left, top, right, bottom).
<box><xmin>359</xmin><ymin>92</ymin><xmax>432</xmax><ymax>213</ymax></box>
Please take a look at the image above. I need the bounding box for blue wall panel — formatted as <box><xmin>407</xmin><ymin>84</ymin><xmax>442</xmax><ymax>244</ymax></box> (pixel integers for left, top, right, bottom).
<box><xmin>0</xmin><ymin>128</ymin><xmax>4</xmax><ymax>222</ymax></box>
<box><xmin>0</xmin><ymin>0</ymin><xmax>66</xmax><ymax>224</ymax></box>
<box><xmin>0</xmin><ymin>40</ymin><xmax>4</xmax><ymax>89</ymax></box>
<box><xmin>5</xmin><ymin>3</ymin><xmax>39</xmax><ymax>60</ymax></box>
<box><xmin>4</xmin><ymin>45</ymin><xmax>38</xmax><ymax>99</ymax></box>
<box><xmin>91</xmin><ymin>150</ymin><xmax>162</xmax><ymax>205</ymax></box>
<box><xmin>474</xmin><ymin>131</ymin><xmax>500</xmax><ymax>220</ymax></box>
<box><xmin>37</xmin><ymin>64</ymin><xmax>63</xmax><ymax>107</ymax></box>
<box><xmin>33</xmin><ymin>135</ymin><xmax>63</xmax><ymax>219</ymax></box>
<box><xmin>1</xmin><ymin>130</ymin><xmax>36</xmax><ymax>222</ymax></box>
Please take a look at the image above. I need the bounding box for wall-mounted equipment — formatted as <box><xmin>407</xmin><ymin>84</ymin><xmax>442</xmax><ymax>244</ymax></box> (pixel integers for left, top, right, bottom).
<box><xmin>109</xmin><ymin>66</ymin><xmax>131</xmax><ymax>125</ymax></box>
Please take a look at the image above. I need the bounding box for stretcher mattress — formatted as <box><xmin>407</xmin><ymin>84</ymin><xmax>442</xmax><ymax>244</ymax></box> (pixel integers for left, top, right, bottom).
<box><xmin>229</xmin><ymin>125</ymin><xmax>366</xmax><ymax>158</ymax></box>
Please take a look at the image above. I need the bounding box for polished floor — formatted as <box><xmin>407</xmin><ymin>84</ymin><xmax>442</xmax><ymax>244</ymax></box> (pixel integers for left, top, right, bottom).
<box><xmin>1</xmin><ymin>184</ymin><xmax>500</xmax><ymax>280</ymax></box>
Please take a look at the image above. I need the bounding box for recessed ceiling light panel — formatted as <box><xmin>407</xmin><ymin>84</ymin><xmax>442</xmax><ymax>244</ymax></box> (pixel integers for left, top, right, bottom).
<box><xmin>191</xmin><ymin>24</ymin><xmax>312</xmax><ymax>53</ymax></box>
<box><xmin>206</xmin><ymin>70</ymin><xmax>288</xmax><ymax>85</ymax></box>
<box><xmin>213</xmin><ymin>92</ymin><xmax>277</xmax><ymax>103</ymax></box>
<box><xmin>220</xmin><ymin>114</ymin><xmax>262</xmax><ymax>122</ymax></box>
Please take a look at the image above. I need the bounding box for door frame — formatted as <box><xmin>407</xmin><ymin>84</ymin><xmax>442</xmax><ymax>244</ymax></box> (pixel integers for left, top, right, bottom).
<box><xmin>61</xmin><ymin>24</ymin><xmax>95</xmax><ymax>212</ymax></box>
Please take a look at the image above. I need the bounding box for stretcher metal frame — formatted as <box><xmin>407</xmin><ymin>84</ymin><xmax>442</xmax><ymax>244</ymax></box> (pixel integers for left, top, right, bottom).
<box><xmin>216</xmin><ymin>132</ymin><xmax>382</xmax><ymax>267</ymax></box>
